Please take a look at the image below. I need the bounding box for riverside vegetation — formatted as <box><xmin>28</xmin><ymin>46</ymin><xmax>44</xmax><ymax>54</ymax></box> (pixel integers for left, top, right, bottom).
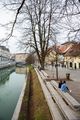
<box><xmin>18</xmin><ymin>66</ymin><xmax>52</xmax><ymax>120</ymax></box>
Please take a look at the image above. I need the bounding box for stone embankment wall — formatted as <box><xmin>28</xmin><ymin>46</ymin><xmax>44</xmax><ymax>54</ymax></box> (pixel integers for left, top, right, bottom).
<box><xmin>11</xmin><ymin>67</ymin><xmax>30</xmax><ymax>120</ymax></box>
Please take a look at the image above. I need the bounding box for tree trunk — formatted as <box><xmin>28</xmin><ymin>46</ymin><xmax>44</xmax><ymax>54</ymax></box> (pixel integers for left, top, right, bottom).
<box><xmin>55</xmin><ymin>53</ymin><xmax>58</xmax><ymax>80</ymax></box>
<box><xmin>41</xmin><ymin>62</ymin><xmax>45</xmax><ymax>69</ymax></box>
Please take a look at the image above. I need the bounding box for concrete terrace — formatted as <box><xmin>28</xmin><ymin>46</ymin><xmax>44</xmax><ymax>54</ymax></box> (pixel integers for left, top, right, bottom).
<box><xmin>45</xmin><ymin>65</ymin><xmax>80</xmax><ymax>103</ymax></box>
<box><xmin>36</xmin><ymin>67</ymin><xmax>80</xmax><ymax>120</ymax></box>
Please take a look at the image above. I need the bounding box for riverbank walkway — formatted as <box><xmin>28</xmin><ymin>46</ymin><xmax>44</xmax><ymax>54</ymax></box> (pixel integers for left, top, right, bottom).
<box><xmin>35</xmin><ymin>67</ymin><xmax>80</xmax><ymax>120</ymax></box>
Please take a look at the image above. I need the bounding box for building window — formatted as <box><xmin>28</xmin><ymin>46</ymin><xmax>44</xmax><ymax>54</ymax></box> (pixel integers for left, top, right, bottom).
<box><xmin>74</xmin><ymin>63</ymin><xmax>76</xmax><ymax>69</ymax></box>
<box><xmin>79</xmin><ymin>63</ymin><xmax>80</xmax><ymax>69</ymax></box>
<box><xmin>70</xmin><ymin>62</ymin><xmax>72</xmax><ymax>67</ymax></box>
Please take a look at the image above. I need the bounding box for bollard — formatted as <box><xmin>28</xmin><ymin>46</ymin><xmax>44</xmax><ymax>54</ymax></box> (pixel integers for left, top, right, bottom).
<box><xmin>66</xmin><ymin>73</ymin><xmax>70</xmax><ymax>79</ymax></box>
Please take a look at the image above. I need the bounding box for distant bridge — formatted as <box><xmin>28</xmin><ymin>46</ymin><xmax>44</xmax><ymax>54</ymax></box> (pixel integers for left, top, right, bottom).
<box><xmin>16</xmin><ymin>62</ymin><xmax>27</xmax><ymax>67</ymax></box>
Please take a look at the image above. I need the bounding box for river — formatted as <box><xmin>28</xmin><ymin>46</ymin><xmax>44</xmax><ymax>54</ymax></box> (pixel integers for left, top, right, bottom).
<box><xmin>0</xmin><ymin>66</ymin><xmax>27</xmax><ymax>120</ymax></box>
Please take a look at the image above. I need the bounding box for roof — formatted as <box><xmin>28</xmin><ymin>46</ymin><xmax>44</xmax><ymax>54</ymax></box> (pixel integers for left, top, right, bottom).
<box><xmin>58</xmin><ymin>45</ymin><xmax>72</xmax><ymax>54</ymax></box>
<box><xmin>48</xmin><ymin>45</ymin><xmax>61</xmax><ymax>54</ymax></box>
<box><xmin>65</xmin><ymin>43</ymin><xmax>80</xmax><ymax>57</ymax></box>
<box><xmin>58</xmin><ymin>41</ymin><xmax>77</xmax><ymax>54</ymax></box>
<box><xmin>47</xmin><ymin>41</ymin><xmax>80</xmax><ymax>56</ymax></box>
<box><xmin>61</xmin><ymin>41</ymin><xmax>77</xmax><ymax>45</ymax></box>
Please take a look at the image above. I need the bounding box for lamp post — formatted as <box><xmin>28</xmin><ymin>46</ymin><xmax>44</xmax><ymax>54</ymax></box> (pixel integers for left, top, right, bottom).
<box><xmin>54</xmin><ymin>35</ymin><xmax>59</xmax><ymax>80</ymax></box>
<box><xmin>52</xmin><ymin>31</ymin><xmax>59</xmax><ymax>80</ymax></box>
<box><xmin>54</xmin><ymin>43</ymin><xmax>58</xmax><ymax>80</ymax></box>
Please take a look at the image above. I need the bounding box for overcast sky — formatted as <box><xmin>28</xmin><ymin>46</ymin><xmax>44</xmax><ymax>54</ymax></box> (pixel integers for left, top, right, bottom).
<box><xmin>0</xmin><ymin>3</ymin><xmax>24</xmax><ymax>54</ymax></box>
<box><xmin>0</xmin><ymin>1</ymin><xmax>68</xmax><ymax>54</ymax></box>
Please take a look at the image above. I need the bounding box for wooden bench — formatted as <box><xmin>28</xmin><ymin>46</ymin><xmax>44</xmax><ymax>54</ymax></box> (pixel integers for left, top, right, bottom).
<box><xmin>51</xmin><ymin>80</ymin><xmax>80</xmax><ymax>111</ymax></box>
<box><xmin>46</xmin><ymin>82</ymin><xmax>80</xmax><ymax>120</ymax></box>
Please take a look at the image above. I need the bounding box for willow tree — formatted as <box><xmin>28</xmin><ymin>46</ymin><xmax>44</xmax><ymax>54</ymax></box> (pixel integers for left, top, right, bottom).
<box><xmin>0</xmin><ymin>0</ymin><xmax>61</xmax><ymax>69</ymax></box>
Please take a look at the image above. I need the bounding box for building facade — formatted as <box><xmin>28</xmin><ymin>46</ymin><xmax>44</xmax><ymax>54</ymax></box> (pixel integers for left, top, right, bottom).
<box><xmin>15</xmin><ymin>53</ymin><xmax>28</xmax><ymax>64</ymax></box>
<box><xmin>64</xmin><ymin>43</ymin><xmax>80</xmax><ymax>69</ymax></box>
<box><xmin>0</xmin><ymin>46</ymin><xmax>10</xmax><ymax>64</ymax></box>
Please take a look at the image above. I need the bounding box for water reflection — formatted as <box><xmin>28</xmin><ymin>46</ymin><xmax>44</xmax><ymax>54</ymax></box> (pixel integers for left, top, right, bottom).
<box><xmin>0</xmin><ymin>67</ymin><xmax>15</xmax><ymax>85</ymax></box>
<box><xmin>0</xmin><ymin>66</ymin><xmax>27</xmax><ymax>85</ymax></box>
<box><xmin>16</xmin><ymin>66</ymin><xmax>27</xmax><ymax>74</ymax></box>
<box><xmin>0</xmin><ymin>66</ymin><xmax>26</xmax><ymax>120</ymax></box>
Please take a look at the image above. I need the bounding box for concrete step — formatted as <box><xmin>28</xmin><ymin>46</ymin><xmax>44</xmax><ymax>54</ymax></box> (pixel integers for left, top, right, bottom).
<box><xmin>41</xmin><ymin>70</ymin><xmax>49</xmax><ymax>77</ymax></box>
<box><xmin>46</xmin><ymin>82</ymin><xmax>80</xmax><ymax>120</ymax></box>
<box><xmin>51</xmin><ymin>80</ymin><xmax>80</xmax><ymax>111</ymax></box>
<box><xmin>35</xmin><ymin>68</ymin><xmax>64</xmax><ymax>120</ymax></box>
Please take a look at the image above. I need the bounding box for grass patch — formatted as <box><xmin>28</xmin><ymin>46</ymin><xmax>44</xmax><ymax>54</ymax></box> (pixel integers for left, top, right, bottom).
<box><xmin>29</xmin><ymin>67</ymin><xmax>52</xmax><ymax>120</ymax></box>
<box><xmin>18</xmin><ymin>66</ymin><xmax>52</xmax><ymax>120</ymax></box>
<box><xmin>18</xmin><ymin>69</ymin><xmax>30</xmax><ymax>120</ymax></box>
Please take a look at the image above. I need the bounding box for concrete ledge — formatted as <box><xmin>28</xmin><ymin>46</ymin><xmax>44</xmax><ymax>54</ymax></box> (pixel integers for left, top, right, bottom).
<box><xmin>46</xmin><ymin>82</ymin><xmax>80</xmax><ymax>120</ymax></box>
<box><xmin>12</xmin><ymin>79</ymin><xmax>27</xmax><ymax>120</ymax></box>
<box><xmin>41</xmin><ymin>70</ymin><xmax>49</xmax><ymax>77</ymax></box>
<box><xmin>11</xmin><ymin>68</ymin><xmax>29</xmax><ymax>120</ymax></box>
<box><xmin>35</xmin><ymin>68</ymin><xmax>63</xmax><ymax>120</ymax></box>
<box><xmin>38</xmin><ymin>70</ymin><xmax>47</xmax><ymax>80</ymax></box>
<box><xmin>51</xmin><ymin>80</ymin><xmax>80</xmax><ymax>111</ymax></box>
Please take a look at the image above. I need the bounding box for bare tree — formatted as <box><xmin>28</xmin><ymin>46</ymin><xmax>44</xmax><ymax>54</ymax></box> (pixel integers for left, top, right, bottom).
<box><xmin>0</xmin><ymin>0</ymin><xmax>61</xmax><ymax>69</ymax></box>
<box><xmin>59</xmin><ymin>0</ymin><xmax>80</xmax><ymax>41</ymax></box>
<box><xmin>26</xmin><ymin>53</ymin><xmax>35</xmax><ymax>64</ymax></box>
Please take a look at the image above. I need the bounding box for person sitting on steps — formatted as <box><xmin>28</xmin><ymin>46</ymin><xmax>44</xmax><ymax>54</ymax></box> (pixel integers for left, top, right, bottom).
<box><xmin>61</xmin><ymin>81</ymin><xmax>69</xmax><ymax>93</ymax></box>
<box><xmin>58</xmin><ymin>80</ymin><xmax>63</xmax><ymax>89</ymax></box>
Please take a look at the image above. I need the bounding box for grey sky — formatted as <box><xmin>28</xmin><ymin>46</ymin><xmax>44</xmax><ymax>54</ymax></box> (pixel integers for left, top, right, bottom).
<box><xmin>0</xmin><ymin>3</ymin><xmax>24</xmax><ymax>54</ymax></box>
<box><xmin>0</xmin><ymin>0</ymin><xmax>79</xmax><ymax>54</ymax></box>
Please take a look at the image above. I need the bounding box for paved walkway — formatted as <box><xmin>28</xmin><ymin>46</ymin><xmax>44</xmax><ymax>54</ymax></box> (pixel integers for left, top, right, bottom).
<box><xmin>45</xmin><ymin>65</ymin><xmax>80</xmax><ymax>103</ymax></box>
<box><xmin>45</xmin><ymin>65</ymin><xmax>80</xmax><ymax>82</ymax></box>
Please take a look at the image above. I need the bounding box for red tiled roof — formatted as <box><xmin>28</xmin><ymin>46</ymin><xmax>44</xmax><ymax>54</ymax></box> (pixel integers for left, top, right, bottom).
<box><xmin>58</xmin><ymin>45</ymin><xmax>69</xmax><ymax>54</ymax></box>
<box><xmin>48</xmin><ymin>41</ymin><xmax>80</xmax><ymax>56</ymax></box>
<box><xmin>61</xmin><ymin>41</ymin><xmax>77</xmax><ymax>45</ymax></box>
<box><xmin>58</xmin><ymin>44</ymin><xmax>74</xmax><ymax>54</ymax></box>
<box><xmin>58</xmin><ymin>41</ymin><xmax>77</xmax><ymax>54</ymax></box>
<box><xmin>65</xmin><ymin>43</ymin><xmax>80</xmax><ymax>57</ymax></box>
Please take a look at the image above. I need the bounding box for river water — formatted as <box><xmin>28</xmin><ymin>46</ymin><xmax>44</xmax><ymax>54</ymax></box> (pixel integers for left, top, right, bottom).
<box><xmin>0</xmin><ymin>66</ymin><xmax>27</xmax><ymax>120</ymax></box>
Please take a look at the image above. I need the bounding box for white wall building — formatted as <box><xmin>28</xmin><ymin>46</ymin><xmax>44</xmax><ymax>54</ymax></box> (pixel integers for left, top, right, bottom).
<box><xmin>0</xmin><ymin>46</ymin><xmax>10</xmax><ymax>64</ymax></box>
<box><xmin>15</xmin><ymin>53</ymin><xmax>28</xmax><ymax>63</ymax></box>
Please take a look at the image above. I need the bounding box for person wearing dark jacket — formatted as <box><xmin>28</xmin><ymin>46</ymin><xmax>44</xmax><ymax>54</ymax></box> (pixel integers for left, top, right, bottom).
<box><xmin>58</xmin><ymin>81</ymin><xmax>63</xmax><ymax>88</ymax></box>
<box><xmin>61</xmin><ymin>81</ymin><xmax>69</xmax><ymax>92</ymax></box>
